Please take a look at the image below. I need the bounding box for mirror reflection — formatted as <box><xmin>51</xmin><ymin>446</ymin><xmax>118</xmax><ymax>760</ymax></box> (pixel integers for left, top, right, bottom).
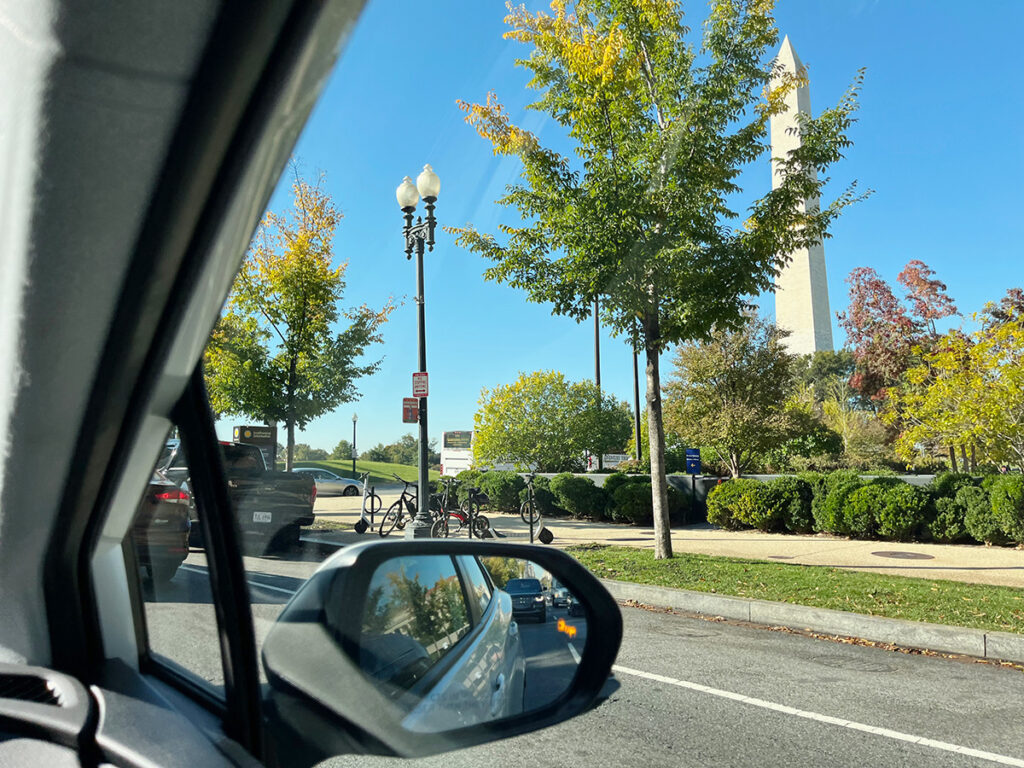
<box><xmin>356</xmin><ymin>555</ymin><xmax>587</xmax><ymax>732</ymax></box>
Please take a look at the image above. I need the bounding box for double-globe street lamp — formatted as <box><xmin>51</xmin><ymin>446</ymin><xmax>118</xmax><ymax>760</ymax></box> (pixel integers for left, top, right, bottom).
<box><xmin>396</xmin><ymin>164</ymin><xmax>440</xmax><ymax>538</ymax></box>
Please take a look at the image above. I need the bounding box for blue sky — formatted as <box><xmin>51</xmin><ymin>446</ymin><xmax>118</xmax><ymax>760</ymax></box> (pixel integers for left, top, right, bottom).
<box><xmin>217</xmin><ymin>0</ymin><xmax>1024</xmax><ymax>453</ymax></box>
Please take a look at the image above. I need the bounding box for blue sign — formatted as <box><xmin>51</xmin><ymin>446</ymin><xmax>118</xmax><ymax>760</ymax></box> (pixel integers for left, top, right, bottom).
<box><xmin>685</xmin><ymin>448</ymin><xmax>701</xmax><ymax>475</ymax></box>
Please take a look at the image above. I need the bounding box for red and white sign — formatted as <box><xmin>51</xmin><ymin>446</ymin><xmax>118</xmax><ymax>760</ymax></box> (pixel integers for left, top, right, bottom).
<box><xmin>412</xmin><ymin>372</ymin><xmax>429</xmax><ymax>397</ymax></box>
<box><xmin>402</xmin><ymin>397</ymin><xmax>419</xmax><ymax>424</ymax></box>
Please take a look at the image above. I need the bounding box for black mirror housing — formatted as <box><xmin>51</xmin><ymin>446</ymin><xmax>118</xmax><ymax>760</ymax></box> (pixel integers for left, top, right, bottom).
<box><xmin>261</xmin><ymin>540</ymin><xmax>622</xmax><ymax>766</ymax></box>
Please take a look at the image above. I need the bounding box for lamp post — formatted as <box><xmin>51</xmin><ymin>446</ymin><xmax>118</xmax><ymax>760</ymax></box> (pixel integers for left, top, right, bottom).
<box><xmin>396</xmin><ymin>164</ymin><xmax>440</xmax><ymax>538</ymax></box>
<box><xmin>351</xmin><ymin>413</ymin><xmax>357</xmax><ymax>477</ymax></box>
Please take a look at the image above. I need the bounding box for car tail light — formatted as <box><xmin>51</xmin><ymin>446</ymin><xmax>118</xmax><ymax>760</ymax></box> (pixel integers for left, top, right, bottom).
<box><xmin>311</xmin><ymin>484</ymin><xmax>317</xmax><ymax>504</ymax></box>
<box><xmin>155</xmin><ymin>489</ymin><xmax>190</xmax><ymax>504</ymax></box>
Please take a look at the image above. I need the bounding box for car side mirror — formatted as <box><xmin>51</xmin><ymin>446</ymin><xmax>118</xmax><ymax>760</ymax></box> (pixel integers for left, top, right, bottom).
<box><xmin>261</xmin><ymin>540</ymin><xmax>622</xmax><ymax>766</ymax></box>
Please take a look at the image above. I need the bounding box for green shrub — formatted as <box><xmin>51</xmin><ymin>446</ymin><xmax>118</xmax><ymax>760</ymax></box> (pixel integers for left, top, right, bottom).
<box><xmin>961</xmin><ymin>485</ymin><xmax>1005</xmax><ymax>545</ymax></box>
<box><xmin>733</xmin><ymin>483</ymin><xmax>787</xmax><ymax>532</ymax></box>
<box><xmin>611</xmin><ymin>483</ymin><xmax>652</xmax><ymax>524</ymax></box>
<box><xmin>769</xmin><ymin>476</ymin><xmax>814</xmax><ymax>533</ymax></box>
<box><xmin>930</xmin><ymin>496</ymin><xmax>969</xmax><ymax>543</ymax></box>
<box><xmin>519</xmin><ymin>477</ymin><xmax>559</xmax><ymax>517</ymax></box>
<box><xmin>990</xmin><ymin>476</ymin><xmax>1024</xmax><ymax>543</ymax></box>
<box><xmin>706</xmin><ymin>479</ymin><xmax>759</xmax><ymax>530</ymax></box>
<box><xmin>603</xmin><ymin>472</ymin><xmax>632</xmax><ymax>499</ymax></box>
<box><xmin>929</xmin><ymin>472</ymin><xmax>978</xmax><ymax>499</ymax></box>
<box><xmin>455</xmin><ymin>469</ymin><xmax>484</xmax><ymax>503</ymax></box>
<box><xmin>478</xmin><ymin>471</ymin><xmax>526</xmax><ymax>512</ymax></box>
<box><xmin>841</xmin><ymin>485</ymin><xmax>884</xmax><ymax>538</ymax></box>
<box><xmin>876</xmin><ymin>483</ymin><xmax>930</xmax><ymax>541</ymax></box>
<box><xmin>549</xmin><ymin>474</ymin><xmax>608</xmax><ymax>520</ymax></box>
<box><xmin>819</xmin><ymin>473</ymin><xmax>865</xmax><ymax>535</ymax></box>
<box><xmin>798</xmin><ymin>472</ymin><xmax>828</xmax><ymax>529</ymax></box>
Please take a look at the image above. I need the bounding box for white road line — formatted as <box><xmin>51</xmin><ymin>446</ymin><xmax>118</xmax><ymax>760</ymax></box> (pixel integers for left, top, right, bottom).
<box><xmin>179</xmin><ymin>564</ymin><xmax>298</xmax><ymax>596</ymax></box>
<box><xmin>567</xmin><ymin>643</ymin><xmax>582</xmax><ymax>664</ymax></box>
<box><xmin>613</xmin><ymin>664</ymin><xmax>1024</xmax><ymax>767</ymax></box>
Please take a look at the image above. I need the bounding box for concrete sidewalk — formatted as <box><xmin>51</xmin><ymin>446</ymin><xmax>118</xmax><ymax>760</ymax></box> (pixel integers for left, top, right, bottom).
<box><xmin>311</xmin><ymin>494</ymin><xmax>1024</xmax><ymax>589</ymax></box>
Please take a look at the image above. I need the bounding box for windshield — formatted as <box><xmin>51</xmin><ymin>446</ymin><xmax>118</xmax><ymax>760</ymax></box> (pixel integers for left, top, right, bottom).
<box><xmin>127</xmin><ymin>1</ymin><xmax>1024</xmax><ymax>765</ymax></box>
<box><xmin>504</xmin><ymin>579</ymin><xmax>542</xmax><ymax>594</ymax></box>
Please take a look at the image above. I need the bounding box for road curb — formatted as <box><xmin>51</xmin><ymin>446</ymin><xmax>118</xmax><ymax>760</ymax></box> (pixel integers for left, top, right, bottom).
<box><xmin>599</xmin><ymin>578</ymin><xmax>1024</xmax><ymax>665</ymax></box>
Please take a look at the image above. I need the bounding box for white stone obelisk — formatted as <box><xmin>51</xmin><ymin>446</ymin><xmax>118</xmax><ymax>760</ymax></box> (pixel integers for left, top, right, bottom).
<box><xmin>770</xmin><ymin>36</ymin><xmax>834</xmax><ymax>355</ymax></box>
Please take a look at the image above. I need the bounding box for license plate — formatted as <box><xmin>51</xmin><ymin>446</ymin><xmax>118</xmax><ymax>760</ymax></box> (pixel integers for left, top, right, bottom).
<box><xmin>252</xmin><ymin>511</ymin><xmax>272</xmax><ymax>523</ymax></box>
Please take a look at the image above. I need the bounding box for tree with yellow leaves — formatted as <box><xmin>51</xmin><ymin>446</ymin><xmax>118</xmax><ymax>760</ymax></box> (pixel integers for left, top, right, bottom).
<box><xmin>887</xmin><ymin>304</ymin><xmax>1024</xmax><ymax>472</ymax></box>
<box><xmin>205</xmin><ymin>166</ymin><xmax>394</xmax><ymax>470</ymax></box>
<box><xmin>448</xmin><ymin>0</ymin><xmax>866</xmax><ymax>557</ymax></box>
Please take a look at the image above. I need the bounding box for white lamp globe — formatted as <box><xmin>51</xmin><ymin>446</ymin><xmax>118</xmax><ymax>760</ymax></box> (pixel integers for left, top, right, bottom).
<box><xmin>396</xmin><ymin>177</ymin><xmax>419</xmax><ymax>209</ymax></box>
<box><xmin>416</xmin><ymin>164</ymin><xmax>441</xmax><ymax>200</ymax></box>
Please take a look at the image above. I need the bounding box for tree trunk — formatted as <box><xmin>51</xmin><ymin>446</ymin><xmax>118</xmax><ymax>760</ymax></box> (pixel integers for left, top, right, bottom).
<box><xmin>285</xmin><ymin>356</ymin><xmax>297</xmax><ymax>472</ymax></box>
<box><xmin>960</xmin><ymin>445</ymin><xmax>969</xmax><ymax>473</ymax></box>
<box><xmin>643</xmin><ymin>312</ymin><xmax>672</xmax><ymax>559</ymax></box>
<box><xmin>948</xmin><ymin>445</ymin><xmax>958</xmax><ymax>473</ymax></box>
<box><xmin>970</xmin><ymin>444</ymin><xmax>977</xmax><ymax>473</ymax></box>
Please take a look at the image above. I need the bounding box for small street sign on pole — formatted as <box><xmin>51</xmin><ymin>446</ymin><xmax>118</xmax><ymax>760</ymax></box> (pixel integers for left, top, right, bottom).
<box><xmin>402</xmin><ymin>397</ymin><xmax>419</xmax><ymax>424</ymax></box>
<box><xmin>412</xmin><ymin>372</ymin><xmax>429</xmax><ymax>397</ymax></box>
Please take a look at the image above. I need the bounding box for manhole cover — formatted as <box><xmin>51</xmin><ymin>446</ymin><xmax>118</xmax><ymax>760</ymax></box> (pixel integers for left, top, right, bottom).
<box><xmin>871</xmin><ymin>551</ymin><xmax>935</xmax><ymax>560</ymax></box>
<box><xmin>607</xmin><ymin>537</ymin><xmax>653</xmax><ymax>542</ymax></box>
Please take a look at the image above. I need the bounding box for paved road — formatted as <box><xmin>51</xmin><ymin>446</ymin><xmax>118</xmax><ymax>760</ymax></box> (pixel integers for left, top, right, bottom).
<box><xmin>144</xmin><ymin>546</ymin><xmax>1024</xmax><ymax>767</ymax></box>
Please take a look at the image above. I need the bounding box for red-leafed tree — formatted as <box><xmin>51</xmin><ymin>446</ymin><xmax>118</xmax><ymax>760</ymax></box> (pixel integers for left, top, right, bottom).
<box><xmin>837</xmin><ymin>260</ymin><xmax>957</xmax><ymax>403</ymax></box>
<box><xmin>898</xmin><ymin>260</ymin><xmax>958</xmax><ymax>338</ymax></box>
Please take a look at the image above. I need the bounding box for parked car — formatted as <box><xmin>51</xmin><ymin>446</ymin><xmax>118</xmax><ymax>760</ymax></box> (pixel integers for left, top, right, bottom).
<box><xmin>129</xmin><ymin>471</ymin><xmax>191</xmax><ymax>584</ymax></box>
<box><xmin>291</xmin><ymin>467</ymin><xmax>361</xmax><ymax>496</ymax></box>
<box><xmin>161</xmin><ymin>439</ymin><xmax>316</xmax><ymax>552</ymax></box>
<box><xmin>505</xmin><ymin>578</ymin><xmax>548</xmax><ymax>623</ymax></box>
<box><xmin>341</xmin><ymin>553</ymin><xmax>526</xmax><ymax>731</ymax></box>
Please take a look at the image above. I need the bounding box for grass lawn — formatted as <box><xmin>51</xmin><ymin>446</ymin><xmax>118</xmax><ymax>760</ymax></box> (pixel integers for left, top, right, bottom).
<box><xmin>568</xmin><ymin>544</ymin><xmax>1024</xmax><ymax>635</ymax></box>
<box><xmin>279</xmin><ymin>458</ymin><xmax>439</xmax><ymax>487</ymax></box>
<box><xmin>304</xmin><ymin>519</ymin><xmax>352</xmax><ymax>532</ymax></box>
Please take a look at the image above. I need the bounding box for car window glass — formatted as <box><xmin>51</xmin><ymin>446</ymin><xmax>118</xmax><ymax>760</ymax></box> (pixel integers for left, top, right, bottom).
<box><xmin>128</xmin><ymin>435</ymin><xmax>224</xmax><ymax>693</ymax></box>
<box><xmin>457</xmin><ymin>556</ymin><xmax>492</xmax><ymax>616</ymax></box>
<box><xmin>360</xmin><ymin>556</ymin><xmax>471</xmax><ymax>691</ymax></box>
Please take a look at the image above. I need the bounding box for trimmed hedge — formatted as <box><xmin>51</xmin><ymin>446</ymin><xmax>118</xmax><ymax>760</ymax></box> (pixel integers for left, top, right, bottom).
<box><xmin>455</xmin><ymin>469</ymin><xmax>484</xmax><ymax>504</ymax></box>
<box><xmin>819</xmin><ymin>474</ymin><xmax>865</xmax><ymax>535</ymax></box>
<box><xmin>875</xmin><ymin>483</ymin><xmax>930</xmax><ymax>541</ymax></box>
<box><xmin>961</xmin><ymin>485</ymin><xmax>1004</xmax><ymax>545</ymax></box>
<box><xmin>550</xmin><ymin>473</ymin><xmax>609</xmax><ymax>520</ymax></box>
<box><xmin>478</xmin><ymin>471</ymin><xmax>526</xmax><ymax>512</ymax></box>
<box><xmin>991</xmin><ymin>476</ymin><xmax>1024</xmax><ymax>544</ymax></box>
<box><xmin>519</xmin><ymin>475</ymin><xmax>560</xmax><ymax>517</ymax></box>
<box><xmin>707</xmin><ymin>480</ymin><xmax>760</xmax><ymax>531</ymax></box>
<box><xmin>842</xmin><ymin>484</ymin><xmax>884</xmax><ymax>539</ymax></box>
<box><xmin>770</xmin><ymin>476</ymin><xmax>814</xmax><ymax>534</ymax></box>
<box><xmin>602</xmin><ymin>472</ymin><xmax>632</xmax><ymax>499</ymax></box>
<box><xmin>930</xmin><ymin>496</ymin><xmax>968</xmax><ymax>544</ymax></box>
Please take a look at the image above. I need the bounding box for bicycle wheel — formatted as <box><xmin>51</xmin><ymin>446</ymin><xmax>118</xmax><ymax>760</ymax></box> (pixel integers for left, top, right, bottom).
<box><xmin>472</xmin><ymin>515</ymin><xmax>490</xmax><ymax>538</ymax></box>
<box><xmin>379</xmin><ymin>501</ymin><xmax>403</xmax><ymax>537</ymax></box>
<box><xmin>430</xmin><ymin>517</ymin><xmax>449</xmax><ymax>538</ymax></box>
<box><xmin>520</xmin><ymin>500</ymin><xmax>540</xmax><ymax>525</ymax></box>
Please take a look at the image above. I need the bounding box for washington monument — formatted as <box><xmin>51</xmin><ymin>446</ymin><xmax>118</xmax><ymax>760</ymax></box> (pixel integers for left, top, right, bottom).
<box><xmin>770</xmin><ymin>36</ymin><xmax>834</xmax><ymax>355</ymax></box>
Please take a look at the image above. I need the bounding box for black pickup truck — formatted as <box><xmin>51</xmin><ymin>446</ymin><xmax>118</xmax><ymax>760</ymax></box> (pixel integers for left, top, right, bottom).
<box><xmin>160</xmin><ymin>439</ymin><xmax>316</xmax><ymax>553</ymax></box>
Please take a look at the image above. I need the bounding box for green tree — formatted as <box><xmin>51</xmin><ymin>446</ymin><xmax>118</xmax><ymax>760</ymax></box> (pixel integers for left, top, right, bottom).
<box><xmin>664</xmin><ymin>315</ymin><xmax>798</xmax><ymax>478</ymax></box>
<box><xmin>292</xmin><ymin>443</ymin><xmax>313</xmax><ymax>461</ymax></box>
<box><xmin>888</xmin><ymin>311</ymin><xmax>1024</xmax><ymax>471</ymax></box>
<box><xmin>473</xmin><ymin>371</ymin><xmax>631</xmax><ymax>472</ymax></box>
<box><xmin>205</xmin><ymin>167</ymin><xmax>394</xmax><ymax>470</ymax></box>
<box><xmin>449</xmin><ymin>1</ymin><xmax>864</xmax><ymax>557</ymax></box>
<box><xmin>331</xmin><ymin>439</ymin><xmax>354</xmax><ymax>461</ymax></box>
<box><xmin>362</xmin><ymin>443</ymin><xmax>390</xmax><ymax>462</ymax></box>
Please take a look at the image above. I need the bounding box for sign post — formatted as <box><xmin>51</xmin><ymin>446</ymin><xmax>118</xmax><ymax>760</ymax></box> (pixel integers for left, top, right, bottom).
<box><xmin>685</xmin><ymin>448</ymin><xmax>701</xmax><ymax>526</ymax></box>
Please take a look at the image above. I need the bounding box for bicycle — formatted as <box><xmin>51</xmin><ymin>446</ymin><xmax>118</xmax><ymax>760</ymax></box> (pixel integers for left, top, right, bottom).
<box><xmin>431</xmin><ymin>486</ymin><xmax>490</xmax><ymax>538</ymax></box>
<box><xmin>378</xmin><ymin>476</ymin><xmax>418</xmax><ymax>537</ymax></box>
